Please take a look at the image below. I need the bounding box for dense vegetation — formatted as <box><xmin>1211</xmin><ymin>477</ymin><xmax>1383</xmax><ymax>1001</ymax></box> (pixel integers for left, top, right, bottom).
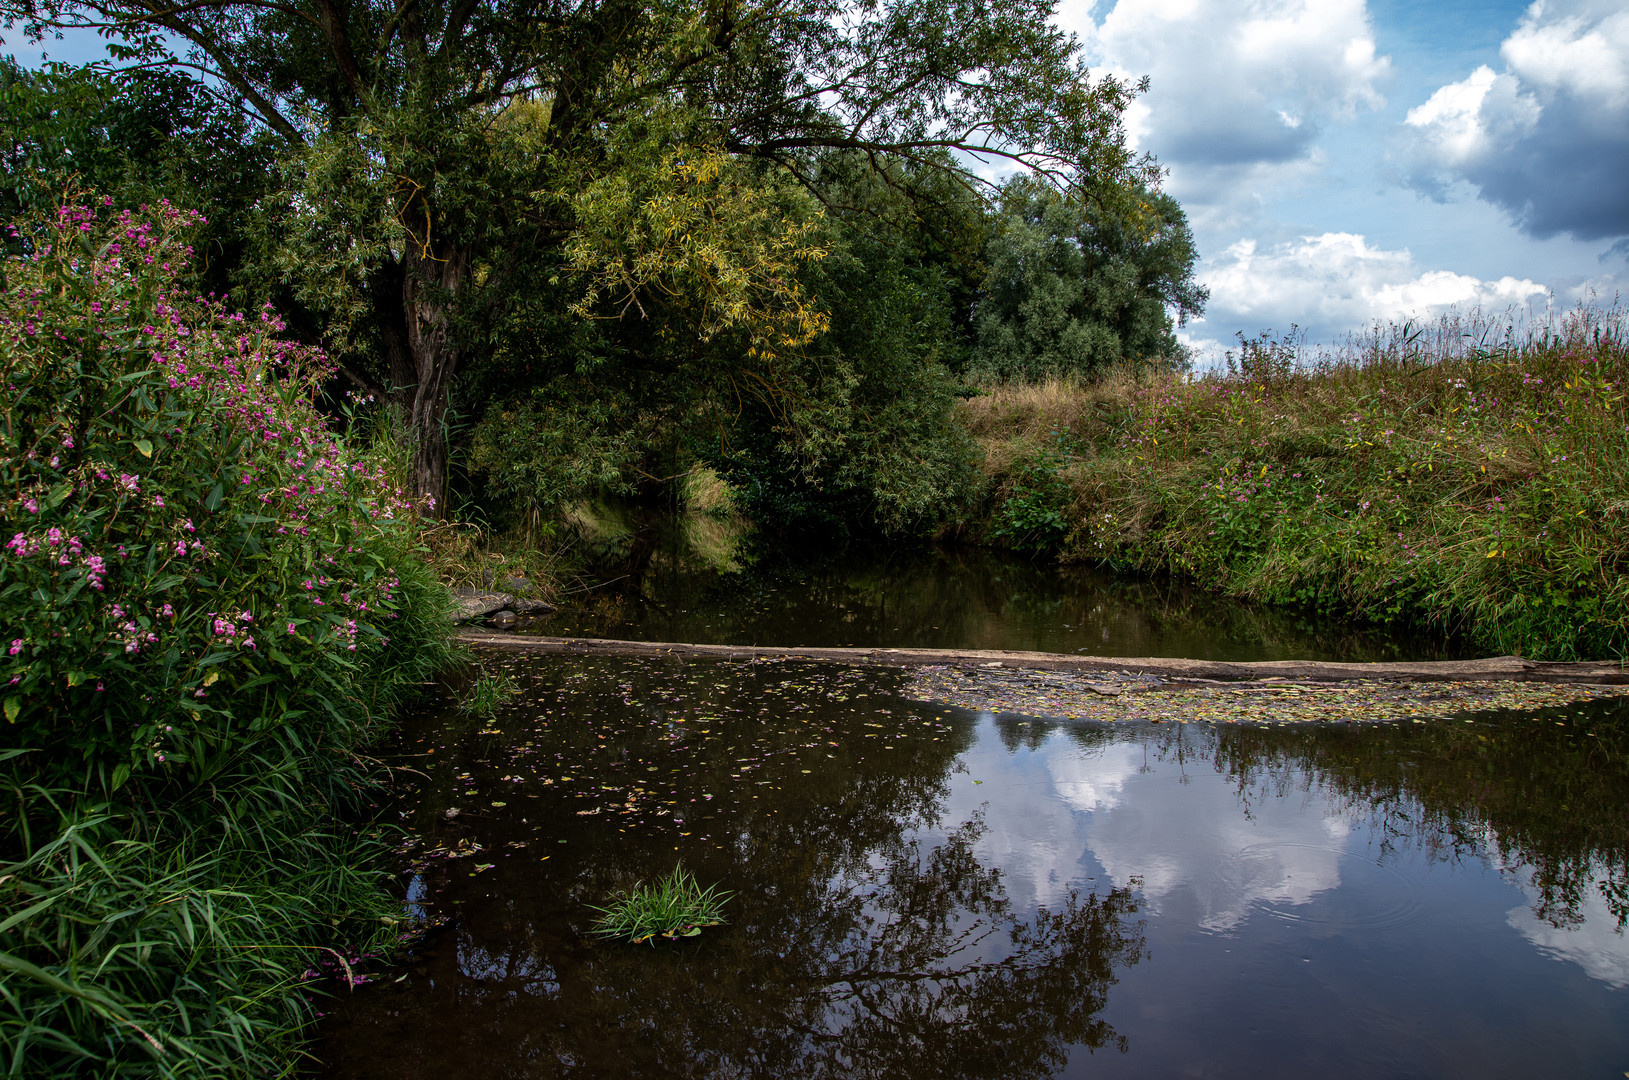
<box><xmin>0</xmin><ymin>3</ymin><xmax>1196</xmax><ymax>1072</ymax></box>
<box><xmin>0</xmin><ymin>201</ymin><xmax>455</xmax><ymax>1074</ymax></box>
<box><xmin>0</xmin><ymin>0</ymin><xmax>1623</xmax><ymax>1070</ymax></box>
<box><xmin>0</xmin><ymin>0</ymin><xmax>1199</xmax><ymax>533</ymax></box>
<box><xmin>964</xmin><ymin>309</ymin><xmax>1629</xmax><ymax>660</ymax></box>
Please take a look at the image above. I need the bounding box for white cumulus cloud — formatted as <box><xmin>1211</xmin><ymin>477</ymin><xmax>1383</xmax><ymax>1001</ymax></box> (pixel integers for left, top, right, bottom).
<box><xmin>1401</xmin><ymin>0</ymin><xmax>1629</xmax><ymax>240</ymax></box>
<box><xmin>1506</xmin><ymin>866</ymin><xmax>1629</xmax><ymax>988</ymax></box>
<box><xmin>1059</xmin><ymin>0</ymin><xmax>1390</xmax><ymax>218</ymax></box>
<box><xmin>1194</xmin><ymin>232</ymin><xmax>1548</xmax><ymax>347</ymax></box>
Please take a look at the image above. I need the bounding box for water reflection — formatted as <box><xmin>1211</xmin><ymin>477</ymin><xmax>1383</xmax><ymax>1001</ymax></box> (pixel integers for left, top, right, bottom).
<box><xmin>319</xmin><ymin>658</ymin><xmax>1629</xmax><ymax>1078</ymax></box>
<box><xmin>543</xmin><ymin>521</ymin><xmax>1465</xmax><ymax>662</ymax></box>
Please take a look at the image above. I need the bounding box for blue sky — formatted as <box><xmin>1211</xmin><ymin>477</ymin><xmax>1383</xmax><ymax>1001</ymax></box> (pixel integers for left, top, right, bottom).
<box><xmin>1052</xmin><ymin>0</ymin><xmax>1629</xmax><ymax>356</ymax></box>
<box><xmin>8</xmin><ymin>2</ymin><xmax>1627</xmax><ymax>357</ymax></box>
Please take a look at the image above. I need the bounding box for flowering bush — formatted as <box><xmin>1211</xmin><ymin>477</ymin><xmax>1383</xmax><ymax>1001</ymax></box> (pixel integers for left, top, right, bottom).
<box><xmin>0</xmin><ymin>198</ymin><xmax>448</xmax><ymax>787</ymax></box>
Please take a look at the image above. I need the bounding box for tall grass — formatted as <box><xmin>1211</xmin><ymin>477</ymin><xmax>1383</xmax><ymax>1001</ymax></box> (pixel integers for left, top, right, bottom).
<box><xmin>962</xmin><ymin>303</ymin><xmax>1629</xmax><ymax>660</ymax></box>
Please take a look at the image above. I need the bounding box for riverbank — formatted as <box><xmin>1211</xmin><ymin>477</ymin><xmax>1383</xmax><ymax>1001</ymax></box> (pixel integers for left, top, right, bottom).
<box><xmin>959</xmin><ymin>308</ymin><xmax>1629</xmax><ymax>662</ymax></box>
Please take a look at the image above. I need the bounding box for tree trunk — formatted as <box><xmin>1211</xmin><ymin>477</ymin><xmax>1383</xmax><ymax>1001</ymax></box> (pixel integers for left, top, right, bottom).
<box><xmin>378</xmin><ymin>241</ymin><xmax>471</xmax><ymax>515</ymax></box>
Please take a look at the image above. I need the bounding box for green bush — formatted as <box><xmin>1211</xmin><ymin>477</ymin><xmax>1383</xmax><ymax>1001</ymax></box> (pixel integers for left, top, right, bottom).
<box><xmin>987</xmin><ymin>434</ymin><xmax>1073</xmax><ymax>555</ymax></box>
<box><xmin>1</xmin><ymin>198</ymin><xmax>444</xmax><ymax>787</ymax></box>
<box><xmin>0</xmin><ymin>198</ymin><xmax>455</xmax><ymax>1076</ymax></box>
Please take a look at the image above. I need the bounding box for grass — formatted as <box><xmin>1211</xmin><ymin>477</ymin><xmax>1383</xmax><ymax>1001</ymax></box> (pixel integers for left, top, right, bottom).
<box><xmin>0</xmin><ymin>761</ymin><xmax>412</xmax><ymax>1077</ymax></box>
<box><xmin>588</xmin><ymin>864</ymin><xmax>732</xmax><ymax>945</ymax></box>
<box><xmin>460</xmin><ymin>669</ymin><xmax>520</xmax><ymax>719</ymax></box>
<box><xmin>959</xmin><ymin>303</ymin><xmax>1629</xmax><ymax>661</ymax></box>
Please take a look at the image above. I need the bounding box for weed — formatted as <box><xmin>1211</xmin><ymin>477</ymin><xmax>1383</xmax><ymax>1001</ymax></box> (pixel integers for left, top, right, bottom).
<box><xmin>988</xmin><ymin>432</ymin><xmax>1073</xmax><ymax>555</ymax></box>
<box><xmin>0</xmin><ymin>199</ymin><xmax>455</xmax><ymax>1076</ymax></box>
<box><xmin>962</xmin><ymin>303</ymin><xmax>1629</xmax><ymax>660</ymax></box>
<box><xmin>461</xmin><ymin>669</ymin><xmax>519</xmax><ymax>718</ymax></box>
<box><xmin>588</xmin><ymin>864</ymin><xmax>732</xmax><ymax>945</ymax></box>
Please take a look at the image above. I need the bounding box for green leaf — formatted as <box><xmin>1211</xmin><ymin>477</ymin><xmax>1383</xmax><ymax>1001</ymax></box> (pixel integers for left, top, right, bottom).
<box><xmin>3</xmin><ymin>697</ymin><xmax>19</xmax><ymax>723</ymax></box>
<box><xmin>110</xmin><ymin>762</ymin><xmax>131</xmax><ymax>791</ymax></box>
<box><xmin>204</xmin><ymin>483</ymin><xmax>224</xmax><ymax>511</ymax></box>
<box><xmin>134</xmin><ymin>438</ymin><xmax>153</xmax><ymax>458</ymax></box>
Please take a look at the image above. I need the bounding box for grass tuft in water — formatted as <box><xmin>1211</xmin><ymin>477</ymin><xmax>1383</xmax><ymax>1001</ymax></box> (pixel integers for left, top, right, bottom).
<box><xmin>461</xmin><ymin>670</ymin><xmax>519</xmax><ymax>718</ymax></box>
<box><xmin>588</xmin><ymin>864</ymin><xmax>731</xmax><ymax>944</ymax></box>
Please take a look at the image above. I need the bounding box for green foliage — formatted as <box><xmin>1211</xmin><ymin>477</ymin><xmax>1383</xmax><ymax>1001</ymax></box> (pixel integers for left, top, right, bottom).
<box><xmin>0</xmin><ymin>200</ymin><xmax>445</xmax><ymax>784</ymax></box>
<box><xmin>589</xmin><ymin>863</ymin><xmax>732</xmax><ymax>945</ymax></box>
<box><xmin>460</xmin><ymin>669</ymin><xmax>518</xmax><ymax>719</ymax></box>
<box><xmin>988</xmin><ymin>435</ymin><xmax>1073</xmax><ymax>556</ymax></box>
<box><xmin>0</xmin><ymin>59</ymin><xmax>275</xmax><ymax>292</ymax></box>
<box><xmin>0</xmin><ymin>200</ymin><xmax>455</xmax><ymax>1076</ymax></box>
<box><xmin>705</xmin><ymin>162</ymin><xmax>985</xmax><ymax>534</ymax></box>
<box><xmin>0</xmin><ymin>773</ymin><xmax>406</xmax><ymax>1077</ymax></box>
<box><xmin>969</xmin><ymin>177</ymin><xmax>1206</xmax><ymax>382</ymax></box>
<box><xmin>466</xmin><ymin>390</ymin><xmax>644</xmax><ymax>532</ymax></box>
<box><xmin>12</xmin><ymin>0</ymin><xmax>1160</xmax><ymax>506</ymax></box>
<box><xmin>964</xmin><ymin>306</ymin><xmax>1629</xmax><ymax>660</ymax></box>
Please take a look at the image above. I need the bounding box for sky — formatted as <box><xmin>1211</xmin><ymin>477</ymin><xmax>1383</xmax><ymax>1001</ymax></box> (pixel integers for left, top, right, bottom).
<box><xmin>1053</xmin><ymin>0</ymin><xmax>1629</xmax><ymax>358</ymax></box>
<box><xmin>8</xmin><ymin>1</ymin><xmax>1628</xmax><ymax>359</ymax></box>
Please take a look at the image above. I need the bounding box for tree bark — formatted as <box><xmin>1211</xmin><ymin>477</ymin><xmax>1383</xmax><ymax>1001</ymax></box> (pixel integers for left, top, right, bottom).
<box><xmin>376</xmin><ymin>240</ymin><xmax>471</xmax><ymax>514</ymax></box>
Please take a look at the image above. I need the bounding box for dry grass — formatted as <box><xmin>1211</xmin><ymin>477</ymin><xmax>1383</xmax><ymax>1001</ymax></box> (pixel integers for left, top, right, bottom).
<box><xmin>419</xmin><ymin>519</ymin><xmax>566</xmax><ymax>601</ymax></box>
<box><xmin>960</xmin><ymin>304</ymin><xmax>1629</xmax><ymax>660</ymax></box>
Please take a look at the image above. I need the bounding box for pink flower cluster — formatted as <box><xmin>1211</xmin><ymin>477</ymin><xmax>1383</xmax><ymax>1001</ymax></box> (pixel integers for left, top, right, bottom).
<box><xmin>6</xmin><ymin>528</ymin><xmax>108</xmax><ymax>589</ymax></box>
<box><xmin>209</xmin><ymin>610</ymin><xmax>256</xmax><ymax>650</ymax></box>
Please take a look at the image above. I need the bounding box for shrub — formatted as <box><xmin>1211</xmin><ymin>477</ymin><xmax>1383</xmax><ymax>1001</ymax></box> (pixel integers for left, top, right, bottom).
<box><xmin>0</xmin><ymin>198</ymin><xmax>455</xmax><ymax>1076</ymax></box>
<box><xmin>987</xmin><ymin>433</ymin><xmax>1073</xmax><ymax>555</ymax></box>
<box><xmin>1</xmin><ymin>198</ymin><xmax>443</xmax><ymax>788</ymax></box>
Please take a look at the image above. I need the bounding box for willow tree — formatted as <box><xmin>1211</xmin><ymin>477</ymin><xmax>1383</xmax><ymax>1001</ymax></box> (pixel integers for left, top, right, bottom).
<box><xmin>6</xmin><ymin>0</ymin><xmax>1156</xmax><ymax>508</ymax></box>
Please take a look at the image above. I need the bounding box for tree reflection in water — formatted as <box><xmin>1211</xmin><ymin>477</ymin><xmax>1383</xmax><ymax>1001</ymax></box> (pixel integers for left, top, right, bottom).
<box><xmin>1048</xmin><ymin>698</ymin><xmax>1629</xmax><ymax>931</ymax></box>
<box><xmin>321</xmin><ymin>654</ymin><xmax>1628</xmax><ymax>1078</ymax></box>
<box><xmin>319</xmin><ymin>656</ymin><xmax>1146</xmax><ymax>1079</ymax></box>
<box><xmin>328</xmin><ymin>815</ymin><xmax>1144</xmax><ymax>1079</ymax></box>
<box><xmin>570</xmin><ymin>815</ymin><xmax>1143</xmax><ymax>1079</ymax></box>
<box><xmin>1204</xmin><ymin>703</ymin><xmax>1629</xmax><ymax>931</ymax></box>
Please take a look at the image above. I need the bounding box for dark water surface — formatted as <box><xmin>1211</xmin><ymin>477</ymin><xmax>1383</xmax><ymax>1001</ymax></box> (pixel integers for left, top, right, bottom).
<box><xmin>316</xmin><ymin>653</ymin><xmax>1629</xmax><ymax>1079</ymax></box>
<box><xmin>530</xmin><ymin>534</ymin><xmax>1469</xmax><ymax>662</ymax></box>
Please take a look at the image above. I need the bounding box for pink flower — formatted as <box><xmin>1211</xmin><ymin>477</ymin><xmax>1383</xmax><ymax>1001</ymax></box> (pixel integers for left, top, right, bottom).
<box><xmin>8</xmin><ymin>639</ymin><xmax>22</xmax><ymax>655</ymax></box>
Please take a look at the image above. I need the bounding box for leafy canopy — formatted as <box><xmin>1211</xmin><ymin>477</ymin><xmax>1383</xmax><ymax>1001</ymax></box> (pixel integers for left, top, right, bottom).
<box><xmin>970</xmin><ymin>176</ymin><xmax>1207</xmax><ymax>381</ymax></box>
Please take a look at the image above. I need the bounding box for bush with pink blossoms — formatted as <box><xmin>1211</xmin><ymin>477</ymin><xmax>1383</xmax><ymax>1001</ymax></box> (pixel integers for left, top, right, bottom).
<box><xmin>0</xmin><ymin>198</ymin><xmax>453</xmax><ymax>788</ymax></box>
<box><xmin>0</xmin><ymin>200</ymin><xmax>455</xmax><ymax>1077</ymax></box>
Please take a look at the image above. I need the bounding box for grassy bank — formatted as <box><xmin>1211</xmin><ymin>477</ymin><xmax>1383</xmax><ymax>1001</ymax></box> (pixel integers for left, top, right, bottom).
<box><xmin>0</xmin><ymin>202</ymin><xmax>458</xmax><ymax>1076</ymax></box>
<box><xmin>960</xmin><ymin>307</ymin><xmax>1629</xmax><ymax>661</ymax></box>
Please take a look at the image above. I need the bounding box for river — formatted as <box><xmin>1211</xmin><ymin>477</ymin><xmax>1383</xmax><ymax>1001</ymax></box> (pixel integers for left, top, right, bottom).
<box><xmin>316</xmin><ymin>528</ymin><xmax>1627</xmax><ymax>1078</ymax></box>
